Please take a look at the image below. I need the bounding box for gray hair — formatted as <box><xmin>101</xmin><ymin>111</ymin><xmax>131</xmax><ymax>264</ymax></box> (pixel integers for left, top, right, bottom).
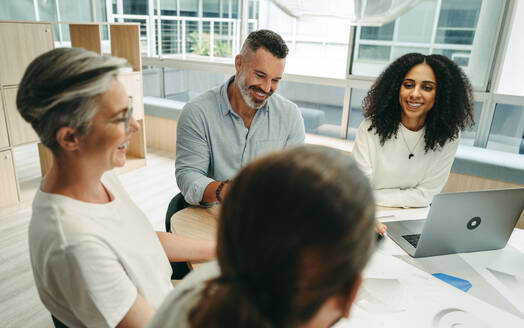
<box><xmin>240</xmin><ymin>29</ymin><xmax>288</xmax><ymax>59</ymax></box>
<box><xmin>16</xmin><ymin>47</ymin><xmax>127</xmax><ymax>154</ymax></box>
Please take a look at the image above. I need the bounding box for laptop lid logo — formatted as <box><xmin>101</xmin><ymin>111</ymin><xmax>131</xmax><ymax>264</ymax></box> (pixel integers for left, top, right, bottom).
<box><xmin>467</xmin><ymin>217</ymin><xmax>481</xmax><ymax>230</ymax></box>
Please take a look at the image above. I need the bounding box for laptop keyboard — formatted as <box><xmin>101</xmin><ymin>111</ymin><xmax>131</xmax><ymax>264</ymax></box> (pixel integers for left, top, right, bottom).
<box><xmin>402</xmin><ymin>234</ymin><xmax>421</xmax><ymax>248</ymax></box>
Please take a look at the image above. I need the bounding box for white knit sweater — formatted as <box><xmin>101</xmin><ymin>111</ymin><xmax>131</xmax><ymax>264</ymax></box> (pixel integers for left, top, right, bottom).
<box><xmin>352</xmin><ymin>119</ymin><xmax>459</xmax><ymax>208</ymax></box>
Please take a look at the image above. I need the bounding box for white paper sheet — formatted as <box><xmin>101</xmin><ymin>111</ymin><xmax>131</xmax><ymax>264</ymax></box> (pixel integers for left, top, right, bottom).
<box><xmin>334</xmin><ymin>252</ymin><xmax>524</xmax><ymax>328</ymax></box>
<box><xmin>376</xmin><ymin>207</ymin><xmax>430</xmax><ymax>222</ymax></box>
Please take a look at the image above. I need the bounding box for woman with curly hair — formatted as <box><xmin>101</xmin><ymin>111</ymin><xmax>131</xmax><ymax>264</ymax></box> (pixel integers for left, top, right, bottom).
<box><xmin>353</xmin><ymin>53</ymin><xmax>474</xmax><ymax>209</ymax></box>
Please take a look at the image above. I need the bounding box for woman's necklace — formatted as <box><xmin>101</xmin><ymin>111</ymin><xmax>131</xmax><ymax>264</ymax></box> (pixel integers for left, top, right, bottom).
<box><xmin>399</xmin><ymin>127</ymin><xmax>423</xmax><ymax>159</ymax></box>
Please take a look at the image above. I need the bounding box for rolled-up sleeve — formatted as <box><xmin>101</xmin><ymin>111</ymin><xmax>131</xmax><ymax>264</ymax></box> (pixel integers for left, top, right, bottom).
<box><xmin>175</xmin><ymin>104</ymin><xmax>214</xmax><ymax>205</ymax></box>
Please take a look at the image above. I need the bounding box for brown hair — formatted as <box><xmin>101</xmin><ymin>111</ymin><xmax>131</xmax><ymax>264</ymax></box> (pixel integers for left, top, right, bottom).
<box><xmin>189</xmin><ymin>145</ymin><xmax>376</xmax><ymax>327</ymax></box>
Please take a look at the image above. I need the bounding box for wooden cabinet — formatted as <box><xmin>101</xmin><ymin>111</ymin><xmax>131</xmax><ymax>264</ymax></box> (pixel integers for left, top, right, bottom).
<box><xmin>0</xmin><ymin>150</ymin><xmax>19</xmax><ymax>207</ymax></box>
<box><xmin>110</xmin><ymin>25</ymin><xmax>142</xmax><ymax>72</ymax></box>
<box><xmin>69</xmin><ymin>24</ymin><xmax>102</xmax><ymax>54</ymax></box>
<box><xmin>0</xmin><ymin>22</ymin><xmax>54</xmax><ymax>86</ymax></box>
<box><xmin>3</xmin><ymin>87</ymin><xmax>38</xmax><ymax>146</ymax></box>
<box><xmin>0</xmin><ymin>92</ymin><xmax>9</xmax><ymax>150</ymax></box>
<box><xmin>119</xmin><ymin>72</ymin><xmax>144</xmax><ymax>120</ymax></box>
<box><xmin>1</xmin><ymin>20</ymin><xmax>148</xmax><ymax>214</ymax></box>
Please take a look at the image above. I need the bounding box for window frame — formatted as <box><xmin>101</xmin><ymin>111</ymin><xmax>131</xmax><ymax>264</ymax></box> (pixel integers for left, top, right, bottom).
<box><xmin>25</xmin><ymin>0</ymin><xmax>521</xmax><ymax>152</ymax></box>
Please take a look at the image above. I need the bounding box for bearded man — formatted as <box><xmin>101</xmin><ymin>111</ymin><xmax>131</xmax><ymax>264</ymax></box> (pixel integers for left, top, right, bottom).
<box><xmin>175</xmin><ymin>29</ymin><xmax>305</xmax><ymax>205</ymax></box>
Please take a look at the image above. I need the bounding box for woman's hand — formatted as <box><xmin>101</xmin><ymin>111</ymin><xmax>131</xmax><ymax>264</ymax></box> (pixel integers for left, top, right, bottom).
<box><xmin>376</xmin><ymin>221</ymin><xmax>387</xmax><ymax>236</ymax></box>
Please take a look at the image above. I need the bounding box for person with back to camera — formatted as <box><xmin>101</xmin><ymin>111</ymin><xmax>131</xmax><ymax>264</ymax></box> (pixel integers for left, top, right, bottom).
<box><xmin>147</xmin><ymin>144</ymin><xmax>377</xmax><ymax>328</ymax></box>
<box><xmin>17</xmin><ymin>47</ymin><xmax>215</xmax><ymax>328</ymax></box>
<box><xmin>353</xmin><ymin>53</ymin><xmax>474</xmax><ymax>215</ymax></box>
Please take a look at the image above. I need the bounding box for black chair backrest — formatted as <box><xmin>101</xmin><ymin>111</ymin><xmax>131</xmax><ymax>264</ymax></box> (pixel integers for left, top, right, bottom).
<box><xmin>165</xmin><ymin>192</ymin><xmax>191</xmax><ymax>279</ymax></box>
<box><xmin>52</xmin><ymin>315</ymin><xmax>68</xmax><ymax>328</ymax></box>
<box><xmin>165</xmin><ymin>192</ymin><xmax>189</xmax><ymax>232</ymax></box>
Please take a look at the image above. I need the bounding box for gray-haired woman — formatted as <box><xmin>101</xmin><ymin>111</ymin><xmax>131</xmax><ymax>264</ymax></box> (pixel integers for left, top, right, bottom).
<box><xmin>17</xmin><ymin>47</ymin><xmax>215</xmax><ymax>328</ymax></box>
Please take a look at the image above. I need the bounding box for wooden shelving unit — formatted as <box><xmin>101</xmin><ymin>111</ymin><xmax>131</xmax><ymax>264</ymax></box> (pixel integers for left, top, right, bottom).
<box><xmin>39</xmin><ymin>22</ymin><xmax>147</xmax><ymax>176</ymax></box>
<box><xmin>0</xmin><ymin>21</ymin><xmax>54</xmax><ymax>215</ymax></box>
<box><xmin>0</xmin><ymin>20</ymin><xmax>147</xmax><ymax>215</ymax></box>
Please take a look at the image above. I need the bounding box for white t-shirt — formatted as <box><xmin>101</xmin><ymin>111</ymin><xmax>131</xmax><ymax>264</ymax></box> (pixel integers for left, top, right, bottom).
<box><xmin>29</xmin><ymin>171</ymin><xmax>173</xmax><ymax>328</ymax></box>
<box><xmin>352</xmin><ymin>119</ymin><xmax>459</xmax><ymax>208</ymax></box>
<box><xmin>147</xmin><ymin>261</ymin><xmax>220</xmax><ymax>328</ymax></box>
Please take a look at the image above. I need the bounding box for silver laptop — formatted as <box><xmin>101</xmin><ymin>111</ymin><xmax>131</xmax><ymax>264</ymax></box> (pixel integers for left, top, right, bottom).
<box><xmin>384</xmin><ymin>188</ymin><xmax>524</xmax><ymax>258</ymax></box>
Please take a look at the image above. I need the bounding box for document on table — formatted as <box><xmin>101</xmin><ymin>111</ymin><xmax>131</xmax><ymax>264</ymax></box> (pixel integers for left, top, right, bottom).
<box><xmin>334</xmin><ymin>252</ymin><xmax>524</xmax><ymax>328</ymax></box>
<box><xmin>375</xmin><ymin>207</ymin><xmax>430</xmax><ymax>223</ymax></box>
<box><xmin>459</xmin><ymin>246</ymin><xmax>524</xmax><ymax>317</ymax></box>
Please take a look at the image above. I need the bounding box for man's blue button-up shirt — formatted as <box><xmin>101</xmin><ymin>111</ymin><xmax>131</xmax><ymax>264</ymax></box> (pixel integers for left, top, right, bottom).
<box><xmin>175</xmin><ymin>76</ymin><xmax>306</xmax><ymax>205</ymax></box>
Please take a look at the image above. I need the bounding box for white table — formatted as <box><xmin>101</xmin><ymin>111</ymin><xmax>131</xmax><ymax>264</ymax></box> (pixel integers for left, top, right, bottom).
<box><xmin>172</xmin><ymin>206</ymin><xmax>524</xmax><ymax>327</ymax></box>
<box><xmin>339</xmin><ymin>208</ymin><xmax>524</xmax><ymax>327</ymax></box>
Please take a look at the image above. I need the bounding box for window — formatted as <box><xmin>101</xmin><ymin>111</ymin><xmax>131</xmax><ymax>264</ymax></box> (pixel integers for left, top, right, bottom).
<box><xmin>152</xmin><ymin>0</ymin><xmax>240</xmax><ymax>59</ymax></box>
<box><xmin>37</xmin><ymin>0</ymin><xmax>60</xmax><ymax>41</ymax></box>
<box><xmin>142</xmin><ymin>66</ymin><xmax>163</xmax><ymax>97</ymax></box>
<box><xmin>360</xmin><ymin>23</ymin><xmax>394</xmax><ymax>41</ymax></box>
<box><xmin>351</xmin><ymin>0</ymin><xmax>504</xmax><ymax>90</ymax></box>
<box><xmin>277</xmin><ymin>81</ymin><xmax>345</xmax><ymax>138</ymax></box>
<box><xmin>0</xmin><ymin>0</ymin><xmax>35</xmax><ymax>20</ymax></box>
<box><xmin>258</xmin><ymin>0</ymin><xmax>351</xmax><ymax>78</ymax></box>
<box><xmin>93</xmin><ymin>0</ymin><xmax>108</xmax><ymax>22</ymax></box>
<box><xmin>142</xmin><ymin>67</ymin><xmax>230</xmax><ymax>101</ymax></box>
<box><xmin>487</xmin><ymin>104</ymin><xmax>524</xmax><ymax>154</ymax></box>
<box><xmin>346</xmin><ymin>88</ymin><xmax>367</xmax><ymax>141</ymax></box>
<box><xmin>123</xmin><ymin>0</ymin><xmax>148</xmax><ymax>15</ymax></box>
<box><xmin>435</xmin><ymin>0</ymin><xmax>481</xmax><ymax>45</ymax></box>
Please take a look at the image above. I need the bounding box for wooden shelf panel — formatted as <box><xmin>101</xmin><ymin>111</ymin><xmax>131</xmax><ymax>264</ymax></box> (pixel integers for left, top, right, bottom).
<box><xmin>110</xmin><ymin>24</ymin><xmax>141</xmax><ymax>72</ymax></box>
<box><xmin>0</xmin><ymin>91</ymin><xmax>9</xmax><ymax>149</ymax></box>
<box><xmin>128</xmin><ymin>119</ymin><xmax>146</xmax><ymax>158</ymax></box>
<box><xmin>69</xmin><ymin>24</ymin><xmax>102</xmax><ymax>54</ymax></box>
<box><xmin>0</xmin><ymin>150</ymin><xmax>19</xmax><ymax>207</ymax></box>
<box><xmin>3</xmin><ymin>87</ymin><xmax>39</xmax><ymax>146</ymax></box>
<box><xmin>119</xmin><ymin>72</ymin><xmax>144</xmax><ymax>120</ymax></box>
<box><xmin>0</xmin><ymin>22</ymin><xmax>54</xmax><ymax>86</ymax></box>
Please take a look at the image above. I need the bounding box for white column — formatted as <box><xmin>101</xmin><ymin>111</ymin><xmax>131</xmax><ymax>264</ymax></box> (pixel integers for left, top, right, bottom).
<box><xmin>106</xmin><ymin>0</ymin><xmax>114</xmax><ymax>22</ymax></box>
<box><xmin>497</xmin><ymin>0</ymin><xmax>524</xmax><ymax>96</ymax></box>
<box><xmin>468</xmin><ymin>0</ymin><xmax>504</xmax><ymax>90</ymax></box>
<box><xmin>240</xmin><ymin>0</ymin><xmax>249</xmax><ymax>44</ymax></box>
<box><xmin>198</xmin><ymin>0</ymin><xmax>203</xmax><ymax>48</ymax></box>
<box><xmin>33</xmin><ymin>0</ymin><xmax>40</xmax><ymax>20</ymax></box>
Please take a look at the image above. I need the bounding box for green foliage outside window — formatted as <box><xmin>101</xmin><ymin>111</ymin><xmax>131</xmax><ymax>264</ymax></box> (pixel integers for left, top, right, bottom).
<box><xmin>187</xmin><ymin>31</ymin><xmax>232</xmax><ymax>57</ymax></box>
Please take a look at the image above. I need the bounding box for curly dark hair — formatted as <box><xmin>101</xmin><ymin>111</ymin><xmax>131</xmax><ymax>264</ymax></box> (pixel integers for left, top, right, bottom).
<box><xmin>362</xmin><ymin>53</ymin><xmax>474</xmax><ymax>152</ymax></box>
<box><xmin>241</xmin><ymin>29</ymin><xmax>289</xmax><ymax>59</ymax></box>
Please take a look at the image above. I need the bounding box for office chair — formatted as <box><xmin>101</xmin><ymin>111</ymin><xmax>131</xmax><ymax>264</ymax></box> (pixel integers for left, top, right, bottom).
<box><xmin>165</xmin><ymin>192</ymin><xmax>191</xmax><ymax>279</ymax></box>
<box><xmin>51</xmin><ymin>315</ymin><xmax>68</xmax><ymax>328</ymax></box>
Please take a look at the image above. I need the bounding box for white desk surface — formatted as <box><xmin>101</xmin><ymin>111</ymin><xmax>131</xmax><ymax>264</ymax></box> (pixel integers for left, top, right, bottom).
<box><xmin>173</xmin><ymin>206</ymin><xmax>524</xmax><ymax>327</ymax></box>
<box><xmin>336</xmin><ymin>207</ymin><xmax>524</xmax><ymax>327</ymax></box>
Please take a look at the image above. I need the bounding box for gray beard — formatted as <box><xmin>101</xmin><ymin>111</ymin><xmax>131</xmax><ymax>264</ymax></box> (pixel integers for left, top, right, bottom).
<box><xmin>237</xmin><ymin>74</ymin><xmax>267</xmax><ymax>110</ymax></box>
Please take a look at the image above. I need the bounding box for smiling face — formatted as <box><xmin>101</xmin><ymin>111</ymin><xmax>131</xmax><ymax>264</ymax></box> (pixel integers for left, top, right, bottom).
<box><xmin>398</xmin><ymin>63</ymin><xmax>437</xmax><ymax>130</ymax></box>
<box><xmin>235</xmin><ymin>46</ymin><xmax>285</xmax><ymax>110</ymax></box>
<box><xmin>80</xmin><ymin>79</ymin><xmax>139</xmax><ymax>172</ymax></box>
